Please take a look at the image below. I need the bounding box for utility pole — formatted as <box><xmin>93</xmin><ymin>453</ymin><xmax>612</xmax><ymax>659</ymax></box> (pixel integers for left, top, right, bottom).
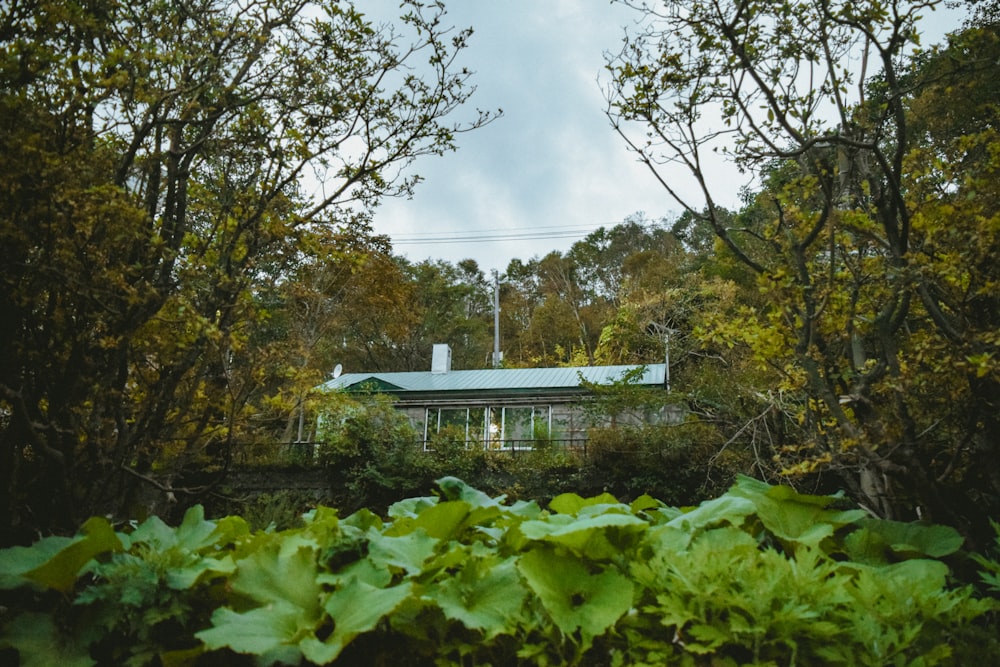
<box><xmin>648</xmin><ymin>322</ymin><xmax>677</xmax><ymax>392</ymax></box>
<box><xmin>493</xmin><ymin>270</ymin><xmax>501</xmax><ymax>368</ymax></box>
<box><xmin>665</xmin><ymin>331</ymin><xmax>670</xmax><ymax>393</ymax></box>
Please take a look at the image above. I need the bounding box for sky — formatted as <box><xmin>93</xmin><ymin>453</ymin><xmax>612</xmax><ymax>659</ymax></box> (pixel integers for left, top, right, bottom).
<box><xmin>362</xmin><ymin>1</ymin><xmax>969</xmax><ymax>275</ymax></box>
<box><xmin>366</xmin><ymin>1</ymin><xmax>682</xmax><ymax>273</ymax></box>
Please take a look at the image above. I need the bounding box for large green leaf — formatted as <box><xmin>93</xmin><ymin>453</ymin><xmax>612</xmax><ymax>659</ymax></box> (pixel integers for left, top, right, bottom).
<box><xmin>411</xmin><ymin>541</ymin><xmax>474</xmax><ymax>582</ymax></box>
<box><xmin>365</xmin><ymin>528</ymin><xmax>438</xmax><ymax>576</ymax></box>
<box><xmin>844</xmin><ymin>518</ymin><xmax>965</xmax><ymax>564</ymax></box>
<box><xmin>634</xmin><ymin>524</ymin><xmax>692</xmax><ymax>566</ymax></box>
<box><xmin>387</xmin><ymin>498</ymin><xmax>503</xmax><ymax>544</ymax></box>
<box><xmin>24</xmin><ymin>516</ymin><xmax>123</xmax><ymax>593</ymax></box>
<box><xmin>127</xmin><ymin>507</ymin><xmax>236</xmax><ymax>590</ymax></box>
<box><xmin>300</xmin><ymin>577</ymin><xmax>414</xmax><ymax>664</ymax></box>
<box><xmin>393</xmin><ymin>500</ymin><xmax>473</xmax><ymax>540</ymax></box>
<box><xmin>436</xmin><ymin>476</ymin><xmax>504</xmax><ymax>508</ymax></box>
<box><xmin>433</xmin><ymin>553</ymin><xmax>528</xmax><ymax>637</ymax></box>
<box><xmin>549</xmin><ymin>491</ymin><xmax>622</xmax><ymax>515</ymax></box>
<box><xmin>318</xmin><ymin>555</ymin><xmax>393</xmax><ymax>589</ymax></box>
<box><xmin>629</xmin><ymin>494</ymin><xmax>663</xmax><ymax>515</ymax></box>
<box><xmin>517</xmin><ymin>548</ymin><xmax>633</xmax><ymax>641</ymax></box>
<box><xmin>1</xmin><ymin>612</ymin><xmax>95</xmax><ymax>667</ymax></box>
<box><xmin>0</xmin><ymin>536</ymin><xmax>76</xmax><ymax>589</ymax></box>
<box><xmin>171</xmin><ymin>505</ymin><xmax>219</xmax><ymax>550</ymax></box>
<box><xmin>208</xmin><ymin>514</ymin><xmax>252</xmax><ymax>547</ymax></box>
<box><xmin>230</xmin><ymin>541</ymin><xmax>322</xmax><ymax>613</ymax></box>
<box><xmin>340</xmin><ymin>507</ymin><xmax>384</xmax><ymax>532</ymax></box>
<box><xmin>520</xmin><ymin>512</ymin><xmax>647</xmax><ymax>561</ymax></box>
<box><xmin>386</xmin><ymin>496</ymin><xmax>439</xmax><ymax>520</ymax></box>
<box><xmin>300</xmin><ymin>504</ymin><xmax>341</xmax><ymax>532</ymax></box>
<box><xmin>505</xmin><ymin>499</ymin><xmax>544</xmax><ymax>520</ymax></box>
<box><xmin>164</xmin><ymin>553</ymin><xmax>236</xmax><ymax>591</ymax></box>
<box><xmin>197</xmin><ymin>602</ymin><xmax>307</xmax><ymax>666</ymax></box>
<box><xmin>732</xmin><ymin>476</ymin><xmax>866</xmax><ymax>549</ymax></box>
<box><xmin>665</xmin><ymin>494</ymin><xmax>756</xmax><ymax>538</ymax></box>
<box><xmin>128</xmin><ymin>507</ymin><xmax>219</xmax><ymax>554</ymax></box>
<box><xmin>196</xmin><ymin>542</ymin><xmax>325</xmax><ymax>664</ymax></box>
<box><xmin>877</xmin><ymin>559</ymin><xmax>951</xmax><ymax>593</ymax></box>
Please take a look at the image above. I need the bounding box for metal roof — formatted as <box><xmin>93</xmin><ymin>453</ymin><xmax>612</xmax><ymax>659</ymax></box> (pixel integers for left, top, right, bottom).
<box><xmin>320</xmin><ymin>363</ymin><xmax>666</xmax><ymax>395</ymax></box>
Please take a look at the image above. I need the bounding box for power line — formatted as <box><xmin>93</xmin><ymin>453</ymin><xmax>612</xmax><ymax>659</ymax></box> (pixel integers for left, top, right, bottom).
<box><xmin>393</xmin><ymin>222</ymin><xmax>605</xmax><ymax>238</ymax></box>
<box><xmin>393</xmin><ymin>231</ymin><xmax>594</xmax><ymax>244</ymax></box>
<box><xmin>391</xmin><ymin>222</ymin><xmax>623</xmax><ymax>245</ymax></box>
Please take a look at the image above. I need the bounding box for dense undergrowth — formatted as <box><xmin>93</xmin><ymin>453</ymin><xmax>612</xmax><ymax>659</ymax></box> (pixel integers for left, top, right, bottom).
<box><xmin>1</xmin><ymin>476</ymin><xmax>998</xmax><ymax>666</ymax></box>
<box><xmin>265</xmin><ymin>390</ymin><xmax>754</xmax><ymax>521</ymax></box>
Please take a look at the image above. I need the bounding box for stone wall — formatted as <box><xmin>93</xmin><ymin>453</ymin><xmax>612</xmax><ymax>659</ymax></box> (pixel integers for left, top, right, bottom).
<box><xmin>222</xmin><ymin>466</ymin><xmax>330</xmax><ymax>500</ymax></box>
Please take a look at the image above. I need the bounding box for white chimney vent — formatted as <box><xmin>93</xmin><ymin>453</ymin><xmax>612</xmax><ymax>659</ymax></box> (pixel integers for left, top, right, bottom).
<box><xmin>431</xmin><ymin>344</ymin><xmax>452</xmax><ymax>374</ymax></box>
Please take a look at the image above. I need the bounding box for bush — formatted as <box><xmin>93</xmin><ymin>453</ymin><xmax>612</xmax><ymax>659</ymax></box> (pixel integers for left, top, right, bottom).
<box><xmin>211</xmin><ymin>490</ymin><xmax>319</xmax><ymax>532</ymax></box>
<box><xmin>581</xmin><ymin>422</ymin><xmax>751</xmax><ymax>505</ymax></box>
<box><xmin>315</xmin><ymin>393</ymin><xmax>435</xmax><ymax>513</ymax></box>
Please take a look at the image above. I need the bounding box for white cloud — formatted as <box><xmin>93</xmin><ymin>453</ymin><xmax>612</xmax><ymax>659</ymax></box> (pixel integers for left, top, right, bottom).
<box><xmin>370</xmin><ymin>2</ymin><xmax>679</xmax><ymax>270</ymax></box>
<box><xmin>368</xmin><ymin>2</ymin><xmax>968</xmax><ymax>271</ymax></box>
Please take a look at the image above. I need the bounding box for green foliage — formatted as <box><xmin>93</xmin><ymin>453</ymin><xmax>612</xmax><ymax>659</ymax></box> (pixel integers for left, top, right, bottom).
<box><xmin>315</xmin><ymin>392</ymin><xmax>433</xmax><ymax>513</ymax></box>
<box><xmin>605</xmin><ymin>0</ymin><xmax>1000</xmax><ymax>537</ymax></box>
<box><xmin>582</xmin><ymin>422</ymin><xmax>747</xmax><ymax>505</ymax></box>
<box><xmin>213</xmin><ymin>490</ymin><xmax>319</xmax><ymax>533</ymax></box>
<box><xmin>578</xmin><ymin>366</ymin><xmax>665</xmax><ymax>426</ymax></box>
<box><xmin>1</xmin><ymin>477</ymin><xmax>996</xmax><ymax>666</ymax></box>
<box><xmin>972</xmin><ymin>520</ymin><xmax>1000</xmax><ymax>594</ymax></box>
<box><xmin>1</xmin><ymin>506</ymin><xmax>249</xmax><ymax>665</ymax></box>
<box><xmin>314</xmin><ymin>391</ymin><xmax>598</xmax><ymax>512</ymax></box>
<box><xmin>575</xmin><ymin>357</ymin><xmax>765</xmax><ymax>504</ymax></box>
<box><xmin>21</xmin><ymin>518</ymin><xmax>124</xmax><ymax>594</ymax></box>
<box><xmin>0</xmin><ymin>0</ymin><xmax>497</xmax><ymax>539</ymax></box>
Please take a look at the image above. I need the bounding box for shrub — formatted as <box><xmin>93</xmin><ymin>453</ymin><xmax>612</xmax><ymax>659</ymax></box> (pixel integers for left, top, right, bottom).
<box><xmin>582</xmin><ymin>422</ymin><xmax>749</xmax><ymax>504</ymax></box>
<box><xmin>213</xmin><ymin>490</ymin><xmax>319</xmax><ymax>532</ymax></box>
<box><xmin>315</xmin><ymin>392</ymin><xmax>434</xmax><ymax>513</ymax></box>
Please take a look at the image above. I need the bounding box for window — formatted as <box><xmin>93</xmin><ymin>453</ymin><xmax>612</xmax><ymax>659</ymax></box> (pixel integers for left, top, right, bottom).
<box><xmin>424</xmin><ymin>405</ymin><xmax>551</xmax><ymax>450</ymax></box>
<box><xmin>424</xmin><ymin>407</ymin><xmax>486</xmax><ymax>449</ymax></box>
<box><xmin>487</xmin><ymin>405</ymin><xmax>550</xmax><ymax>450</ymax></box>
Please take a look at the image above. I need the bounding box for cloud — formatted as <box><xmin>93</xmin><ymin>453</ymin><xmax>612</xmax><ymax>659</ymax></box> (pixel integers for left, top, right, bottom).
<box><xmin>344</xmin><ymin>2</ymin><xmax>970</xmax><ymax>270</ymax></box>
<box><xmin>369</xmin><ymin>2</ymin><xmax>746</xmax><ymax>270</ymax></box>
<box><xmin>370</xmin><ymin>4</ymin><xmax>647</xmax><ymax>267</ymax></box>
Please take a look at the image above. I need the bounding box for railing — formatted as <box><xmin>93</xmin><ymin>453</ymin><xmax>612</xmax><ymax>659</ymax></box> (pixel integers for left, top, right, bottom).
<box><xmin>235</xmin><ymin>441</ymin><xmax>320</xmax><ymax>465</ymax></box>
<box><xmin>423</xmin><ymin>438</ymin><xmax>589</xmax><ymax>456</ymax></box>
<box><xmin>239</xmin><ymin>438</ymin><xmax>590</xmax><ymax>465</ymax></box>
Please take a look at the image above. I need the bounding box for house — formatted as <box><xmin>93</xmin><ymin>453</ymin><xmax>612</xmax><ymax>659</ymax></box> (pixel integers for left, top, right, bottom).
<box><xmin>320</xmin><ymin>345</ymin><xmax>676</xmax><ymax>451</ymax></box>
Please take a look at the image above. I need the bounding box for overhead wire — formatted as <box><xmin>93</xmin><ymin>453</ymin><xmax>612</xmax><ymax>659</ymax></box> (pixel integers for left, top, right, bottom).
<box><xmin>390</xmin><ymin>222</ymin><xmax>623</xmax><ymax>245</ymax></box>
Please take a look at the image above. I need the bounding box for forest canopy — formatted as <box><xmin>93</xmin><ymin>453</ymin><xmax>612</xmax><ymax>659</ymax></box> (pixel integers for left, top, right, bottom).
<box><xmin>1</xmin><ymin>0</ymin><xmax>998</xmax><ymax>547</ymax></box>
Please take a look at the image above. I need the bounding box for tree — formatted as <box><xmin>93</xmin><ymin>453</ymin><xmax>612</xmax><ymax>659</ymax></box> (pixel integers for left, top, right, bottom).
<box><xmin>499</xmin><ymin>249</ymin><xmax>616</xmax><ymax>367</ymax></box>
<box><xmin>606</xmin><ymin>0</ymin><xmax>1000</xmax><ymax>536</ymax></box>
<box><xmin>498</xmin><ymin>258</ymin><xmax>543</xmax><ymax>366</ymax></box>
<box><xmin>567</xmin><ymin>213</ymin><xmax>673</xmax><ymax>304</ymax></box>
<box><xmin>0</xmin><ymin>0</ymin><xmax>497</xmax><ymax>539</ymax></box>
<box><xmin>403</xmin><ymin>258</ymin><xmax>493</xmax><ymax>370</ymax></box>
<box><xmin>246</xmin><ymin>218</ymin><xmax>391</xmax><ymax>446</ymax></box>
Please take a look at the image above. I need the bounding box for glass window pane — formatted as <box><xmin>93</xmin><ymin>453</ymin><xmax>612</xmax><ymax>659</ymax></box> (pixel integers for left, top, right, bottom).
<box><xmin>532</xmin><ymin>406</ymin><xmax>551</xmax><ymax>442</ymax></box>
<box><xmin>438</xmin><ymin>408</ymin><xmax>467</xmax><ymax>432</ymax></box>
<box><xmin>505</xmin><ymin>407</ymin><xmax>533</xmax><ymax>443</ymax></box>
<box><xmin>435</xmin><ymin>408</ymin><xmax>467</xmax><ymax>445</ymax></box>
<box><xmin>468</xmin><ymin>407</ymin><xmax>486</xmax><ymax>444</ymax></box>
<box><xmin>488</xmin><ymin>407</ymin><xmax>503</xmax><ymax>448</ymax></box>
